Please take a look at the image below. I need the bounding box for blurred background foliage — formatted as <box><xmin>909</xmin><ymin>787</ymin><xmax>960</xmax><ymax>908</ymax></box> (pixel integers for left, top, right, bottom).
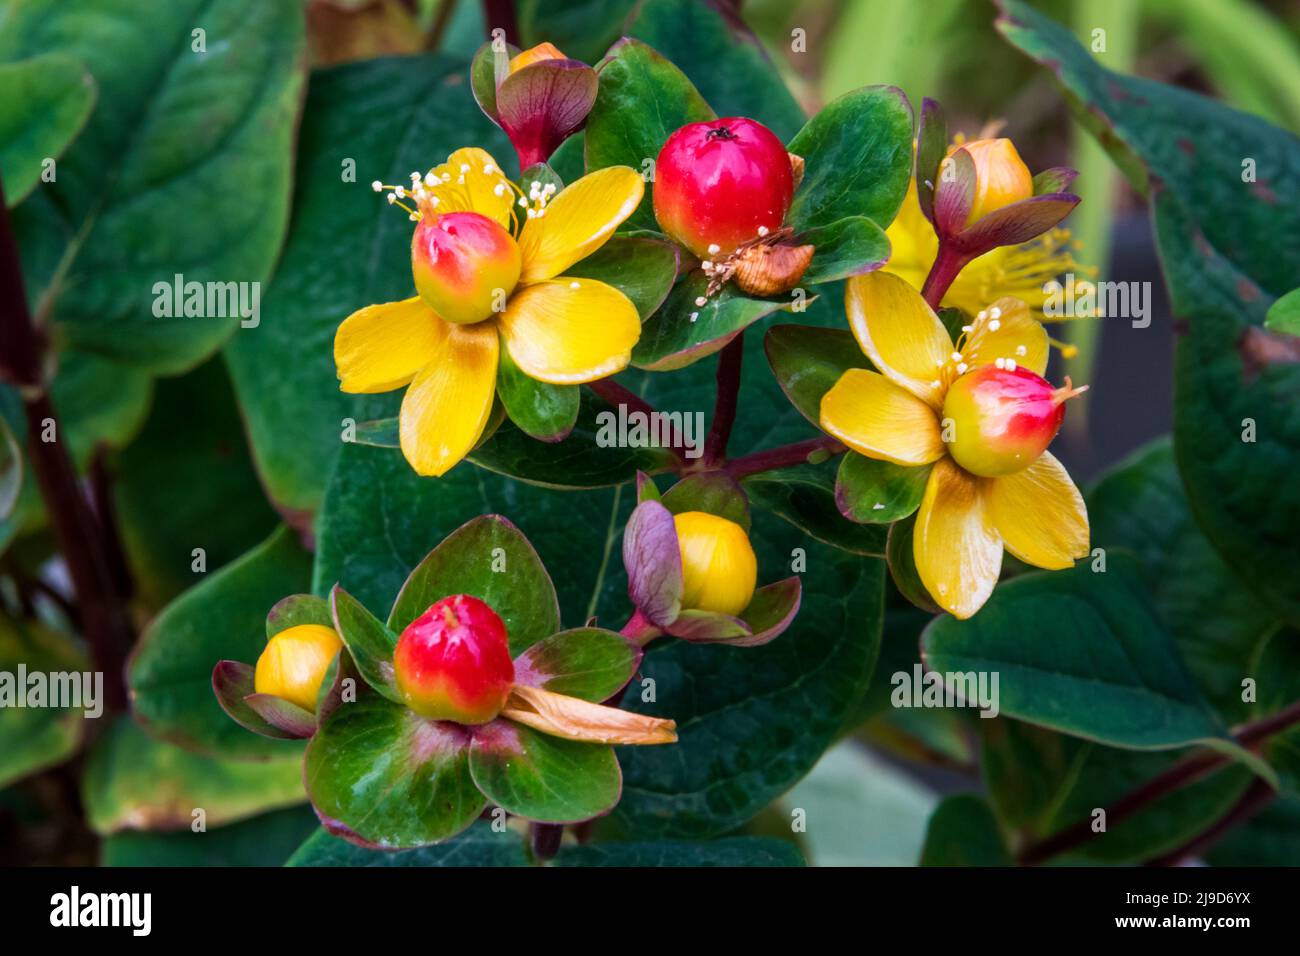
<box><xmin>2</xmin><ymin>0</ymin><xmax>1298</xmax><ymax>867</ymax></box>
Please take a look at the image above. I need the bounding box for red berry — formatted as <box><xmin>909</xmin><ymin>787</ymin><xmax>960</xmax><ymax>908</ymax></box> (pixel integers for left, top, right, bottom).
<box><xmin>393</xmin><ymin>594</ymin><xmax>515</xmax><ymax>725</ymax></box>
<box><xmin>942</xmin><ymin>365</ymin><xmax>1083</xmax><ymax>477</ymax></box>
<box><xmin>653</xmin><ymin>117</ymin><xmax>794</xmax><ymax>260</ymax></box>
<box><xmin>411</xmin><ymin>211</ymin><xmax>521</xmax><ymax>325</ymax></box>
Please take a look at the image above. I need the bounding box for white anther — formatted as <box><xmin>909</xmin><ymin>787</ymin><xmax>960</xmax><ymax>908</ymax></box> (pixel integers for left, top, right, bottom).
<box><xmin>690</xmin><ymin>311</ymin><xmax>699</xmax><ymax>322</ymax></box>
<box><xmin>956</xmin><ymin>362</ymin><xmax>968</xmax><ymax>374</ymax></box>
<box><xmin>395</xmin><ymin>186</ymin><xmax>405</xmax><ymax>198</ymax></box>
<box><xmin>707</xmin><ymin>243</ymin><xmax>721</xmax><ymax>255</ymax></box>
<box><xmin>995</xmin><ymin>358</ymin><xmax>1006</xmax><ymax>369</ymax></box>
<box><xmin>757</xmin><ymin>226</ymin><xmax>769</xmax><ymax>237</ymax></box>
<box><xmin>371</xmin><ymin>181</ymin><xmax>383</xmax><ymax>192</ymax></box>
<box><xmin>988</xmin><ymin>318</ymin><xmax>1001</xmax><ymax>332</ymax></box>
<box><xmin>494</xmin><ymin>183</ymin><xmax>506</xmax><ymax>196</ymax></box>
<box><xmin>695</xmin><ymin>296</ymin><xmax>708</xmax><ymax>307</ymax></box>
<box><xmin>951</xmin><ymin>352</ymin><xmax>962</xmax><ymax>363</ymax></box>
<box><xmin>386</xmin><ymin>194</ymin><xmax>396</xmax><ymax>204</ymax></box>
<box><xmin>483</xmin><ymin>163</ymin><xmax>496</xmax><ymax>174</ymax></box>
<box><xmin>1006</xmin><ymin>359</ymin><xmax>1017</xmax><ymax>371</ymax></box>
<box><xmin>569</xmin><ymin>281</ymin><xmax>580</xmax><ymax>289</ymax></box>
<box><xmin>989</xmin><ymin>306</ymin><xmax>1002</xmax><ymax>319</ymax></box>
<box><xmin>1015</xmin><ymin>345</ymin><xmax>1027</xmax><ymax>356</ymax></box>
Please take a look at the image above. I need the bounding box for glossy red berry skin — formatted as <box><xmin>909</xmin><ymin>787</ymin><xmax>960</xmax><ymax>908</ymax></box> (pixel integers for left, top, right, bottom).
<box><xmin>411</xmin><ymin>211</ymin><xmax>521</xmax><ymax>325</ymax></box>
<box><xmin>942</xmin><ymin>365</ymin><xmax>1066</xmax><ymax>477</ymax></box>
<box><xmin>653</xmin><ymin>117</ymin><xmax>794</xmax><ymax>260</ymax></box>
<box><xmin>393</xmin><ymin>594</ymin><xmax>515</xmax><ymax>725</ymax></box>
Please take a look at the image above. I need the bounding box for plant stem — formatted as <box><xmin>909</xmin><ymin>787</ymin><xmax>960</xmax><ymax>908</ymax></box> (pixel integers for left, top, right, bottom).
<box><xmin>0</xmin><ymin>177</ymin><xmax>131</xmax><ymax>712</ymax></box>
<box><xmin>530</xmin><ymin>822</ymin><xmax>563</xmax><ymax>862</ymax></box>
<box><xmin>587</xmin><ymin>379</ymin><xmax>689</xmax><ymax>466</ymax></box>
<box><xmin>619</xmin><ymin>608</ymin><xmax>662</xmax><ymax>648</ymax></box>
<box><xmin>703</xmin><ymin>333</ymin><xmax>744</xmax><ymax>466</ymax></box>
<box><xmin>1017</xmin><ymin>698</ymin><xmax>1300</xmax><ymax>866</ymax></box>
<box><xmin>724</xmin><ymin>436</ymin><xmax>844</xmax><ymax>480</ymax></box>
<box><xmin>1144</xmin><ymin>777</ymin><xmax>1276</xmax><ymax>867</ymax></box>
<box><xmin>919</xmin><ymin>242</ymin><xmax>968</xmax><ymax>310</ymax></box>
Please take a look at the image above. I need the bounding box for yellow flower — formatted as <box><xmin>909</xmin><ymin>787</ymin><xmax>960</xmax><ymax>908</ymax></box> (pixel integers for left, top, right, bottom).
<box><xmin>336</xmin><ymin>148</ymin><xmax>644</xmax><ymax>476</ymax></box>
<box><xmin>952</xmin><ymin>138</ymin><xmax>1033</xmax><ymax>225</ymax></box>
<box><xmin>673</xmin><ymin>511</ymin><xmax>758</xmax><ymax>616</ymax></box>
<box><xmin>819</xmin><ymin>272</ymin><xmax>1089</xmax><ymax>619</ymax></box>
<box><xmin>509</xmin><ymin>41</ymin><xmax>567</xmax><ymax>74</ymax></box>
<box><xmin>254</xmin><ymin>624</ymin><xmax>343</xmax><ymax>713</ymax></box>
<box><xmin>886</xmin><ymin>179</ymin><xmax>1093</xmax><ymax>334</ymax></box>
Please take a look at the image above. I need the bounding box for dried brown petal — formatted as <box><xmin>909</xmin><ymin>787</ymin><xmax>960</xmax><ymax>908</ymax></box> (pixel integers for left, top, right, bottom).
<box><xmin>501</xmin><ymin>684</ymin><xmax>677</xmax><ymax>745</ymax></box>
<box><xmin>733</xmin><ymin>242</ymin><xmax>815</xmax><ymax>297</ymax></box>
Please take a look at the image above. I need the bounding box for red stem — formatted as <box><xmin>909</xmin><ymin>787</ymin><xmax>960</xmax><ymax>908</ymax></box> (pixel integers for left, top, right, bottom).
<box><xmin>724</xmin><ymin>436</ymin><xmax>844</xmax><ymax>480</ymax></box>
<box><xmin>0</xmin><ymin>176</ymin><xmax>132</xmax><ymax>712</ymax></box>
<box><xmin>1144</xmin><ymin>777</ymin><xmax>1276</xmax><ymax>867</ymax></box>
<box><xmin>1017</xmin><ymin>698</ymin><xmax>1300</xmax><ymax>866</ymax></box>
<box><xmin>919</xmin><ymin>242</ymin><xmax>969</xmax><ymax>310</ymax></box>
<box><xmin>619</xmin><ymin>608</ymin><xmax>662</xmax><ymax>648</ymax></box>
<box><xmin>703</xmin><ymin>333</ymin><xmax>744</xmax><ymax>466</ymax></box>
<box><xmin>481</xmin><ymin>0</ymin><xmax>519</xmax><ymax>44</ymax></box>
<box><xmin>587</xmin><ymin>379</ymin><xmax>689</xmax><ymax>466</ymax></box>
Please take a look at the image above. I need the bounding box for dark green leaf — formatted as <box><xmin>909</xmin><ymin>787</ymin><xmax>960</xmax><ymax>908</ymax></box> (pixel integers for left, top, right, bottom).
<box><xmin>742</xmin><ymin>461</ymin><xmax>886</xmax><ymax>556</ymax></box>
<box><xmin>885</xmin><ymin>512</ymin><xmax>940</xmax><ymax>614</ymax></box>
<box><xmin>514</xmin><ymin>628</ymin><xmax>641</xmax><ymax>702</ymax></box>
<box><xmin>0</xmin><ymin>618</ymin><xmax>87</xmax><ymax>789</ymax></box>
<box><xmin>101</xmin><ymin>806</ymin><xmax>319</xmax><ymax>867</ymax></box>
<box><xmin>786</xmin><ymin>85</ymin><xmax>913</xmax><ymax>231</ymax></box>
<box><xmin>763</xmin><ymin>323</ymin><xmax>869</xmax><ymax>427</ymax></box>
<box><xmin>0</xmin><ymin>415</ymin><xmax>20</xmax><ymax>521</ymax></box>
<box><xmin>495</xmin><ymin>347</ymin><xmax>579</xmax><ymax>442</ymax></box>
<box><xmin>564</xmin><ymin>235</ymin><xmax>679</xmax><ymax>320</ymax></box>
<box><xmin>554</xmin><ymin>837</ymin><xmax>804</xmax><ymax>867</ymax></box>
<box><xmin>329</xmin><ymin>586</ymin><xmax>401</xmax><ymax>702</ymax></box>
<box><xmin>1</xmin><ymin>0</ymin><xmax>306</xmax><ymax>373</ymax></box>
<box><xmin>286</xmin><ymin>821</ymin><xmax>529</xmax><ymax>866</ymax></box>
<box><xmin>798</xmin><ymin>217</ymin><xmax>890</xmax><ymax>285</ymax></box>
<box><xmin>660</xmin><ymin>472</ymin><xmax>750</xmax><ymax>529</ymax></box>
<box><xmin>835</xmin><ymin>453</ymin><xmax>929</xmax><ymax>524</ymax></box>
<box><xmin>922</xmin><ymin>560</ymin><xmax>1240</xmax><ymax>752</ymax></box>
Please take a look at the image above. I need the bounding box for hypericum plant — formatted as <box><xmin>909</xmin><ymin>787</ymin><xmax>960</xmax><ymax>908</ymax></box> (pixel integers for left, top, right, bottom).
<box><xmin>216</xmin><ymin>516</ymin><xmax>677</xmax><ymax>849</ymax></box>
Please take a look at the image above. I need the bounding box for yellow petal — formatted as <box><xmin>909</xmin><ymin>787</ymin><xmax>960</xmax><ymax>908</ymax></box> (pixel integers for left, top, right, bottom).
<box><xmin>961</xmin><ymin>296</ymin><xmax>1048</xmax><ymax>376</ymax></box>
<box><xmin>335</xmin><ymin>297</ymin><xmax>442</xmax><ymax>394</ymax></box>
<box><xmin>820</xmin><ymin>369</ymin><xmax>945</xmax><ymax>466</ymax></box>
<box><xmin>986</xmin><ymin>452</ymin><xmax>1089</xmax><ymax>569</ymax></box>
<box><xmin>517</xmin><ymin>166</ymin><xmax>644</xmax><ymax>282</ymax></box>
<box><xmin>509</xmin><ymin>42</ymin><xmax>566</xmax><ymax>74</ymax></box>
<box><xmin>846</xmin><ymin>271</ymin><xmax>954</xmax><ymax>409</ymax></box>
<box><xmin>914</xmin><ymin>457</ymin><xmax>1003</xmax><ymax>619</ymax></box>
<box><xmin>420</xmin><ymin>147</ymin><xmax>515</xmax><ymax>230</ymax></box>
<box><xmin>399</xmin><ymin>320</ymin><xmax>499</xmax><ymax>477</ymax></box>
<box><xmin>498</xmin><ymin>278</ymin><xmax>639</xmax><ymax>384</ymax></box>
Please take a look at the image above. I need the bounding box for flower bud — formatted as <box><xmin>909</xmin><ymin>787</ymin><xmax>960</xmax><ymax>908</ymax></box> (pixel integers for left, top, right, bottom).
<box><xmin>673</xmin><ymin>511</ymin><xmax>758</xmax><ymax>617</ymax></box>
<box><xmin>653</xmin><ymin>117</ymin><xmax>794</xmax><ymax>259</ymax></box>
<box><xmin>412</xmin><ymin>211</ymin><xmax>521</xmax><ymax>325</ymax></box>
<box><xmin>951</xmin><ymin>138</ymin><xmax>1033</xmax><ymax>226</ymax></box>
<box><xmin>942</xmin><ymin>365</ymin><xmax>1085</xmax><ymax>477</ymax></box>
<box><xmin>393</xmin><ymin>594</ymin><xmax>515</xmax><ymax>725</ymax></box>
<box><xmin>254</xmin><ymin>624</ymin><xmax>343</xmax><ymax>713</ymax></box>
<box><xmin>508</xmin><ymin>42</ymin><xmax>566</xmax><ymax>74</ymax></box>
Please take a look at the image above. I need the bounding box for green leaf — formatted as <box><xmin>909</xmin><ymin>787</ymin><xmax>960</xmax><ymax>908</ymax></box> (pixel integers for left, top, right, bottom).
<box><xmin>785</xmin><ymin>86</ymin><xmax>913</xmax><ymax>232</ymax></box>
<box><xmin>286</xmin><ymin>821</ymin><xmax>530</xmax><ymax>866</ymax></box>
<box><xmin>763</xmin><ymin>323</ymin><xmax>869</xmax><ymax>427</ymax></box>
<box><xmin>885</xmin><ymin>512</ymin><xmax>940</xmax><ymax>614</ymax></box>
<box><xmin>0</xmin><ymin>54</ymin><xmax>95</xmax><ymax>206</ymax></box>
<box><xmin>554</xmin><ymin>837</ymin><xmax>804</xmax><ymax>867</ymax></box>
<box><xmin>266</xmin><ymin>593</ymin><xmax>333</xmax><ymax>637</ymax></box>
<box><xmin>1265</xmin><ymin>287</ymin><xmax>1300</xmax><ymax>336</ymax></box>
<box><xmin>798</xmin><ymin>217</ymin><xmax>891</xmax><ymax>285</ymax></box>
<box><xmin>835</xmin><ymin>453</ymin><xmax>930</xmax><ymax>525</ymax></box>
<box><xmin>742</xmin><ymin>461</ymin><xmax>886</xmax><ymax>556</ymax></box>
<box><xmin>513</xmin><ymin>628</ymin><xmax>641</xmax><ymax>702</ymax></box>
<box><xmin>128</xmin><ymin>526</ymin><xmax>314</xmax><ymax>759</ymax></box>
<box><xmin>83</xmin><ymin>717</ymin><xmax>304</xmax><ymax>835</ymax></box>
<box><xmin>386</xmin><ymin>514</ymin><xmax>560</xmax><ymax>656</ymax></box>
<box><xmin>584</xmin><ymin>37</ymin><xmax>713</xmax><ymax>232</ymax></box>
<box><xmin>997</xmin><ymin>0</ymin><xmax>1300</xmax><ymax>625</ymax></box>
<box><xmin>304</xmin><ymin>690</ymin><xmax>483</xmax><ymax>848</ymax></box>
<box><xmin>564</xmin><ymin>235</ymin><xmax>679</xmax><ymax>320</ymax></box>
<box><xmin>0</xmin><ymin>618</ymin><xmax>88</xmax><ymax>789</ymax></box>
<box><xmin>329</xmin><ymin>586</ymin><xmax>401</xmax><ymax>702</ymax></box>
<box><xmin>470</xmin><ymin>390</ymin><xmax>677</xmax><ymax>489</ymax></box>
<box><xmin>1206</xmin><ymin>795</ymin><xmax>1300</xmax><ymax>866</ymax></box>
<box><xmin>49</xmin><ymin>351</ymin><xmax>153</xmax><ymax>470</ymax></box>
<box><xmin>1087</xmin><ymin>437</ymin><xmax>1278</xmax><ymax>719</ymax></box>
<box><xmin>101</xmin><ymin>806</ymin><xmax>319</xmax><ymax>867</ymax></box>
<box><xmin>919</xmin><ymin>794</ymin><xmax>1012</xmax><ymax>866</ymax></box>
<box><xmin>469</xmin><ymin>720</ymin><xmax>621</xmax><ymax>823</ymax></box>
<box><xmin>224</xmin><ymin>53</ymin><xmax>508</xmax><ymax>514</ymax></box>
<box><xmin>496</xmin><ymin>346</ymin><xmax>579</xmax><ymax>442</ymax></box>
<box><xmin>625</xmin><ymin>0</ymin><xmax>806</xmax><ymax>142</ymax></box>
<box><xmin>632</xmin><ymin>272</ymin><xmax>806</xmax><ymax>371</ymax></box>
<box><xmin>114</xmin><ymin>358</ymin><xmax>278</xmax><ymax>610</ymax></box>
<box><xmin>922</xmin><ymin>560</ymin><xmax>1237</xmax><ymax>751</ymax></box>
<box><xmin>1</xmin><ymin>0</ymin><xmax>307</xmax><ymax>373</ymax></box>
